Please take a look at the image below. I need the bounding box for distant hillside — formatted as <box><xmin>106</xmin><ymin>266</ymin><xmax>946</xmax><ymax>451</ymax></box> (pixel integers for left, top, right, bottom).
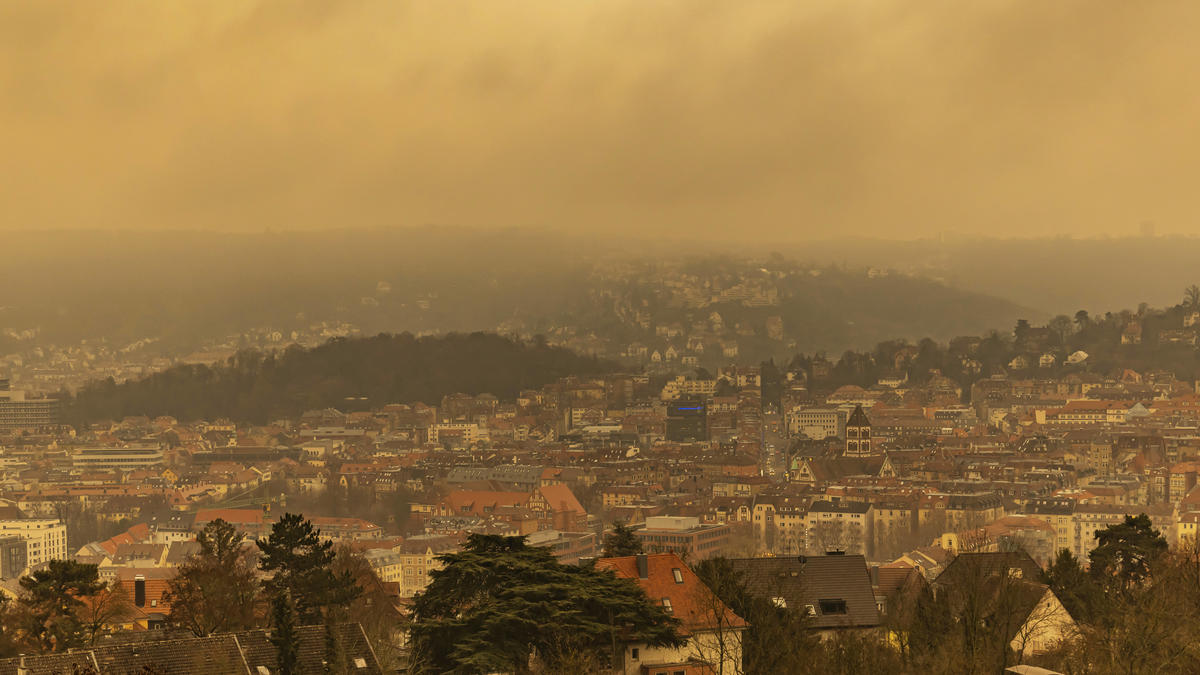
<box><xmin>0</xmin><ymin>229</ymin><xmax>1039</xmax><ymax>359</ymax></box>
<box><xmin>693</xmin><ymin>266</ymin><xmax>1042</xmax><ymax>357</ymax></box>
<box><xmin>549</xmin><ymin>260</ymin><xmax>1045</xmax><ymax>364</ymax></box>
<box><xmin>777</xmin><ymin>235</ymin><xmax>1200</xmax><ymax>316</ymax></box>
<box><xmin>778</xmin><ymin>298</ymin><xmax>1200</xmax><ymax>405</ymax></box>
<box><xmin>62</xmin><ymin>332</ymin><xmax>619</xmax><ymax>425</ymax></box>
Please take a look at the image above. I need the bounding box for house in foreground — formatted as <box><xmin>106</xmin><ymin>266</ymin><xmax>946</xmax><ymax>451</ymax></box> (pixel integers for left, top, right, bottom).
<box><xmin>597</xmin><ymin>552</ymin><xmax>747</xmax><ymax>675</ymax></box>
<box><xmin>728</xmin><ymin>553</ymin><xmax>881</xmax><ymax>639</ymax></box>
<box><xmin>932</xmin><ymin>552</ymin><xmax>1079</xmax><ymax>658</ymax></box>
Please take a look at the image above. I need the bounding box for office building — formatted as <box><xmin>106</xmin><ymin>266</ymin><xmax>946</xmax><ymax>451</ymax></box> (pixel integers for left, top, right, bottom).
<box><xmin>666</xmin><ymin>397</ymin><xmax>707</xmax><ymax>442</ymax></box>
<box><xmin>0</xmin><ymin>379</ymin><xmax>60</xmax><ymax>431</ymax></box>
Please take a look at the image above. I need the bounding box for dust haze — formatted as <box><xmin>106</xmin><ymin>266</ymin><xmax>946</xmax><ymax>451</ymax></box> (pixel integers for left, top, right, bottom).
<box><xmin>3</xmin><ymin>1</ymin><xmax>1199</xmax><ymax>237</ymax></box>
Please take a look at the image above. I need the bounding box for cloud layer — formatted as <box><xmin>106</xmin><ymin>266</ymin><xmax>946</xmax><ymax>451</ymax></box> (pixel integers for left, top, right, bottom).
<box><xmin>2</xmin><ymin>1</ymin><xmax>1198</xmax><ymax>237</ymax></box>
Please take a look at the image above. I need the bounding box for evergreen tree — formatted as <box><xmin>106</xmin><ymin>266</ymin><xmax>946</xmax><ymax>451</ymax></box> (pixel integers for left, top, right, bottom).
<box><xmin>409</xmin><ymin>534</ymin><xmax>681</xmax><ymax>674</ymax></box>
<box><xmin>602</xmin><ymin>521</ymin><xmax>644</xmax><ymax>558</ymax></box>
<box><xmin>17</xmin><ymin>560</ymin><xmax>105</xmax><ymax>652</ymax></box>
<box><xmin>1089</xmin><ymin>514</ymin><xmax>1168</xmax><ymax>594</ymax></box>
<box><xmin>270</xmin><ymin>591</ymin><xmax>300</xmax><ymax>675</ymax></box>
<box><xmin>323</xmin><ymin>621</ymin><xmax>344</xmax><ymax>674</ymax></box>
<box><xmin>1042</xmin><ymin>548</ymin><xmax>1098</xmax><ymax>622</ymax></box>
<box><xmin>257</xmin><ymin>513</ymin><xmax>359</xmax><ymax>623</ymax></box>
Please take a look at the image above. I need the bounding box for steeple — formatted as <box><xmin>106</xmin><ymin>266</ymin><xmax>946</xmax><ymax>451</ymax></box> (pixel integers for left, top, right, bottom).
<box><xmin>844</xmin><ymin>404</ymin><xmax>873</xmax><ymax>456</ymax></box>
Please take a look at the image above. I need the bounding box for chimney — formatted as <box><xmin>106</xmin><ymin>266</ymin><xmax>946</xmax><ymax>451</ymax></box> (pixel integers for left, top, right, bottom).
<box><xmin>134</xmin><ymin>575</ymin><xmax>146</xmax><ymax>607</ymax></box>
<box><xmin>636</xmin><ymin>554</ymin><xmax>649</xmax><ymax>579</ymax></box>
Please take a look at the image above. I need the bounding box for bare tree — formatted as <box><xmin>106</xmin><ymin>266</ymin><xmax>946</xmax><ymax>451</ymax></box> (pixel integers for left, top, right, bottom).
<box><xmin>687</xmin><ymin>564</ymin><xmax>747</xmax><ymax>675</ymax></box>
<box><xmin>79</xmin><ymin>582</ymin><xmax>133</xmax><ymax>645</ymax></box>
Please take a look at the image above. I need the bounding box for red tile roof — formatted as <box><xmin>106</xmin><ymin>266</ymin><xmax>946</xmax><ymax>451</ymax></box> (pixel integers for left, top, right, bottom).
<box><xmin>596</xmin><ymin>553</ymin><xmax>746</xmax><ymax>634</ymax></box>
<box><xmin>193</xmin><ymin>508</ymin><xmax>266</xmax><ymax>526</ymax></box>
<box><xmin>441</xmin><ymin>490</ymin><xmax>529</xmax><ymax>516</ymax></box>
<box><xmin>537</xmin><ymin>484</ymin><xmax>585</xmax><ymax>516</ymax></box>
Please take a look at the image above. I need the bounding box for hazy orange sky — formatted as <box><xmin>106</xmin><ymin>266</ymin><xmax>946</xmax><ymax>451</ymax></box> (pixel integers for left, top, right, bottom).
<box><xmin>2</xmin><ymin>1</ymin><xmax>1199</xmax><ymax>238</ymax></box>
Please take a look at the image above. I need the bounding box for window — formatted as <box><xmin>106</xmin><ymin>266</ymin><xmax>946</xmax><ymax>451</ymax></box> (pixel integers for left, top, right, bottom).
<box><xmin>631</xmin><ymin>648</ymin><xmax>640</xmax><ymax>660</ymax></box>
<box><xmin>354</xmin><ymin>657</ymin><xmax>368</xmax><ymax>669</ymax></box>
<box><xmin>662</xmin><ymin>598</ymin><xmax>673</xmax><ymax>614</ymax></box>
<box><xmin>771</xmin><ymin>597</ymin><xmax>787</xmax><ymax>608</ymax></box>
<box><xmin>672</xmin><ymin>568</ymin><xmax>684</xmax><ymax>584</ymax></box>
<box><xmin>818</xmin><ymin>599</ymin><xmax>847</xmax><ymax>615</ymax></box>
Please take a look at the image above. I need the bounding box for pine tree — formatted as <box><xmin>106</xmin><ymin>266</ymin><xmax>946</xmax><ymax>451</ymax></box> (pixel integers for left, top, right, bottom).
<box><xmin>1089</xmin><ymin>513</ymin><xmax>1168</xmax><ymax>594</ymax></box>
<box><xmin>323</xmin><ymin>621</ymin><xmax>344</xmax><ymax>674</ymax></box>
<box><xmin>1043</xmin><ymin>548</ymin><xmax>1098</xmax><ymax>622</ymax></box>
<box><xmin>257</xmin><ymin>513</ymin><xmax>359</xmax><ymax>623</ymax></box>
<box><xmin>602</xmin><ymin>521</ymin><xmax>643</xmax><ymax>558</ymax></box>
<box><xmin>17</xmin><ymin>560</ymin><xmax>106</xmax><ymax>652</ymax></box>
<box><xmin>270</xmin><ymin>591</ymin><xmax>300</xmax><ymax>675</ymax></box>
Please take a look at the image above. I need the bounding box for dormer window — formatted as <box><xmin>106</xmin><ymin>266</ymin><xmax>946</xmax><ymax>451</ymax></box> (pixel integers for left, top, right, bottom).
<box><xmin>672</xmin><ymin>568</ymin><xmax>684</xmax><ymax>584</ymax></box>
<box><xmin>818</xmin><ymin>599</ymin><xmax>847</xmax><ymax>615</ymax></box>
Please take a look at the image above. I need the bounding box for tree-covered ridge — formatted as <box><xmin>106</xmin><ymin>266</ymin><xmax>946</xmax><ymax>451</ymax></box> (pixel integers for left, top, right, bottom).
<box><xmin>62</xmin><ymin>332</ymin><xmax>618</xmax><ymax>425</ymax></box>
<box><xmin>786</xmin><ymin>289</ymin><xmax>1200</xmax><ymax>396</ymax></box>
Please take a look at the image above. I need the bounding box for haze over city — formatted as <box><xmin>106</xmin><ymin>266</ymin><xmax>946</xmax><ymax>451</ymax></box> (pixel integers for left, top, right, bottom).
<box><xmin>8</xmin><ymin>3</ymin><xmax>1200</xmax><ymax>674</ymax></box>
<box><xmin>4</xmin><ymin>0</ymin><xmax>1200</xmax><ymax>237</ymax></box>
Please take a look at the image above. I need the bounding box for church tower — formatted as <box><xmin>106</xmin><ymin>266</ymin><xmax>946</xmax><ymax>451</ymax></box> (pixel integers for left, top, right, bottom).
<box><xmin>844</xmin><ymin>404</ymin><xmax>873</xmax><ymax>456</ymax></box>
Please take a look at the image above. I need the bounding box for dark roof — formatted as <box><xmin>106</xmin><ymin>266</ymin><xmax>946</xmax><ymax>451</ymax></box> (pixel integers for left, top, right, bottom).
<box><xmin>0</xmin><ymin>624</ymin><xmax>382</xmax><ymax>675</ymax></box>
<box><xmin>803</xmin><ymin>457</ymin><xmax>887</xmax><ymax>482</ymax></box>
<box><xmin>932</xmin><ymin>551</ymin><xmax>1043</xmax><ymax>590</ymax></box>
<box><xmin>728</xmin><ymin>555</ymin><xmax>880</xmax><ymax>629</ymax></box>
<box><xmin>163</xmin><ymin>540</ymin><xmax>203</xmax><ymax>565</ymax></box>
<box><xmin>92</xmin><ymin>635</ymin><xmax>247</xmax><ymax>674</ymax></box>
<box><xmin>847</xmin><ymin>404</ymin><xmax>871</xmax><ymax>428</ymax></box>
<box><xmin>0</xmin><ymin>653</ymin><xmax>98</xmax><ymax>675</ymax></box>
<box><xmin>808</xmin><ymin>500</ymin><xmax>872</xmax><ymax>515</ymax></box>
<box><xmin>237</xmin><ymin>623</ymin><xmax>383</xmax><ymax>675</ymax></box>
<box><xmin>1025</xmin><ymin>498</ymin><xmax>1075</xmax><ymax>516</ymax></box>
<box><xmin>946</xmin><ymin>493</ymin><xmax>1004</xmax><ymax>510</ymax></box>
<box><xmin>932</xmin><ymin>561</ymin><xmax>1053</xmax><ymax>643</ymax></box>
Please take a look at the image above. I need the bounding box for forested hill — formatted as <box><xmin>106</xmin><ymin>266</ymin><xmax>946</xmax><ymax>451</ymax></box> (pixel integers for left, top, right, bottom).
<box><xmin>61</xmin><ymin>332</ymin><xmax>619</xmax><ymax>425</ymax></box>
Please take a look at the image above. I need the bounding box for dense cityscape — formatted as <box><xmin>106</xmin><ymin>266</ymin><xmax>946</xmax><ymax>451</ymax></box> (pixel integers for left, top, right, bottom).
<box><xmin>2</xmin><ymin>292</ymin><xmax>1200</xmax><ymax>671</ymax></box>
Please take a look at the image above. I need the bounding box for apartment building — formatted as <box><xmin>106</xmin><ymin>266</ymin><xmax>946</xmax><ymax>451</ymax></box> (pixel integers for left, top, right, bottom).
<box><xmin>0</xmin><ymin>519</ymin><xmax>67</xmax><ymax>568</ymax></box>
